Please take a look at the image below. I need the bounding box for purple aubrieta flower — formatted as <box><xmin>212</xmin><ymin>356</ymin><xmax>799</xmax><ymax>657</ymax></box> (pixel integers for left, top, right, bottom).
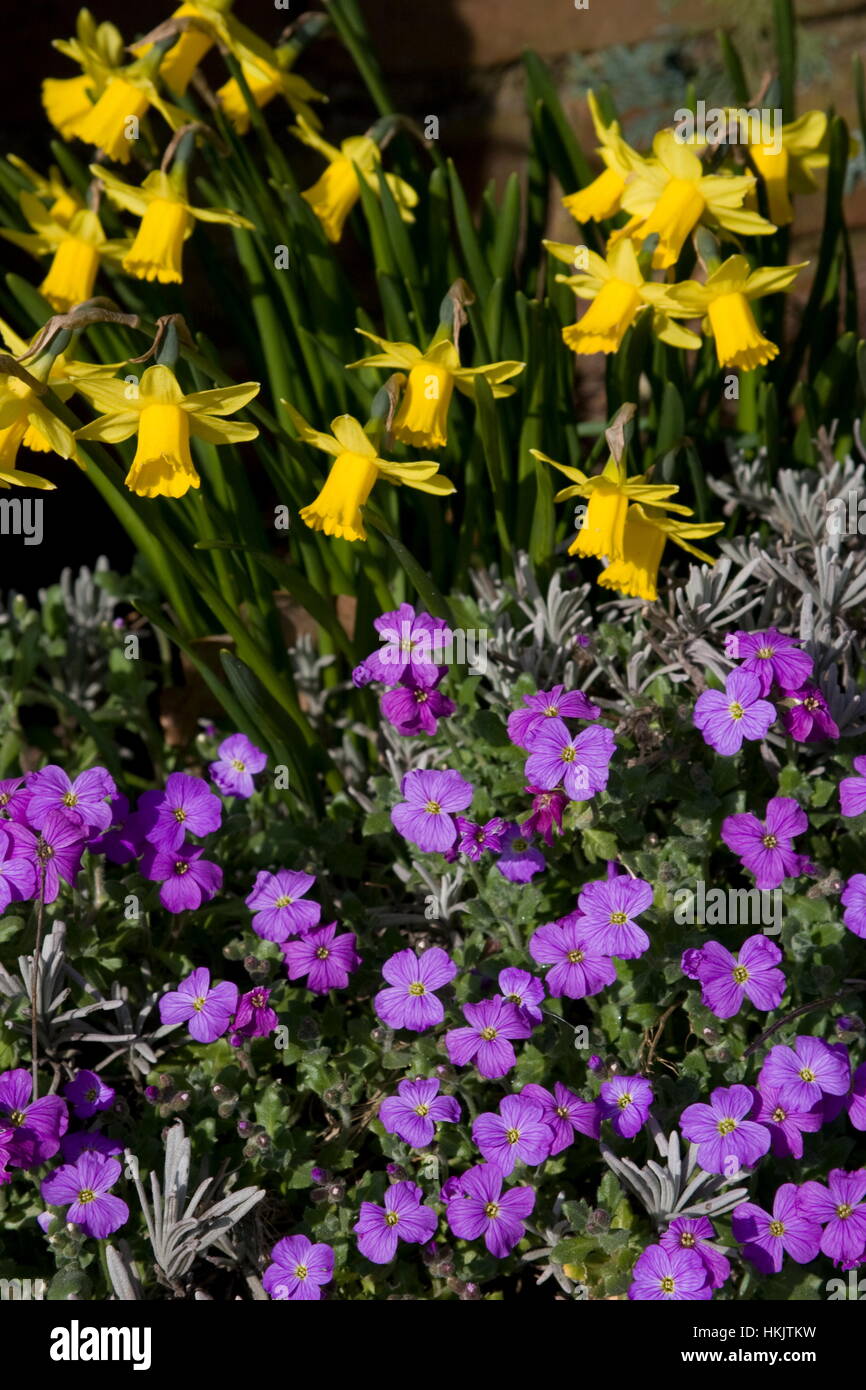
<box><xmin>680</xmin><ymin>1084</ymin><xmax>770</xmax><ymax>1174</ymax></box>
<box><xmin>850</xmin><ymin>1064</ymin><xmax>866</xmax><ymax>1132</ymax></box>
<box><xmin>390</xmin><ymin>768</ymin><xmax>473</xmax><ymax>854</ymax></box>
<box><xmin>444</xmin><ymin>998</ymin><xmax>532</xmax><ymax>1079</ymax></box>
<box><xmin>841</xmin><ymin>875</ymin><xmax>866</xmax><ymax>940</ymax></box>
<box><xmin>158</xmin><ymin>967</ymin><xmax>239</xmax><ymax>1044</ymax></box>
<box><xmin>374</xmin><ymin>946</ymin><xmax>456</xmax><ymax>1031</ymax></box>
<box><xmin>444</xmin><ymin>1163</ymin><xmax>535</xmax><ymax>1258</ymax></box>
<box><xmin>628</xmin><ymin>1244</ymin><xmax>711</xmax><ymax>1301</ymax></box>
<box><xmin>281</xmin><ymin>922</ymin><xmax>360</xmax><ymax>994</ymax></box>
<box><xmin>732</xmin><ymin>1183</ymin><xmax>823</xmax><ymax>1275</ymax></box>
<box><xmin>840</xmin><ymin>756</ymin><xmax>866</xmax><ymax>818</ymax></box>
<box><xmin>455</xmin><ymin>816</ymin><xmax>506</xmax><ymax>861</ymax></box>
<box><xmin>519</xmin><ymin>1082</ymin><xmax>600</xmax><ymax>1154</ymax></box>
<box><xmin>26</xmin><ymin>764</ymin><xmax>117</xmax><ymax>833</ymax></box>
<box><xmin>494</xmin><ymin>823</ymin><xmax>546</xmax><ymax>882</ymax></box>
<box><xmin>472</xmin><ymin>1094</ymin><xmax>552</xmax><ymax>1175</ymax></box>
<box><xmin>753</xmin><ymin>1086</ymin><xmax>824</xmax><ymax>1160</ymax></box>
<box><xmin>263</xmin><ymin>1234</ymin><xmax>334</xmax><ymax>1300</ymax></box>
<box><xmin>28</xmin><ymin>811</ymin><xmax>87</xmax><ymax>904</ymax></box>
<box><xmin>0</xmin><ymin>823</ymin><xmax>37</xmax><ymax>909</ymax></box>
<box><xmin>208</xmin><ymin>733</ymin><xmax>267</xmax><ymax>799</ymax></box>
<box><xmin>599</xmin><ymin>1076</ymin><xmax>654</xmax><ymax>1139</ymax></box>
<box><xmin>497</xmin><ymin>967</ymin><xmax>545</xmax><ymax>1025</ymax></box>
<box><xmin>659</xmin><ymin>1216</ymin><xmax>730</xmax><ymax>1290</ymax></box>
<box><xmin>230</xmin><ymin>987</ymin><xmax>279</xmax><ymax>1046</ymax></box>
<box><xmin>725</xmin><ymin>628</ymin><xmax>813</xmax><ymax>695</ymax></box>
<box><xmin>380</xmin><ymin>682</ymin><xmax>455</xmax><ymax>737</ymax></box>
<box><xmin>576</xmin><ymin>876</ymin><xmax>653</xmax><ymax>959</ymax></box>
<box><xmin>353</xmin><ymin>1179</ymin><xmax>438</xmax><ymax>1264</ymax></box>
<box><xmin>0</xmin><ymin>1068</ymin><xmax>68</xmax><ymax>1167</ymax></box>
<box><xmin>63</xmin><ymin>1070</ymin><xmax>115</xmax><ymax>1119</ymax></box>
<box><xmin>0</xmin><ymin>776</ymin><xmax>29</xmax><ymax>821</ymax></box>
<box><xmin>693</xmin><ymin>670</ymin><xmax>776</xmax><ymax>755</ymax></box>
<box><xmin>358</xmin><ymin>605</ymin><xmax>451</xmax><ymax>688</ymax></box>
<box><xmin>779</xmin><ymin>684</ymin><xmax>839</xmax><ymax>742</ymax></box>
<box><xmin>379</xmin><ymin>1078</ymin><xmax>461</xmax><ymax>1147</ymax></box>
<box><xmin>720</xmin><ymin>797</ymin><xmax>814</xmax><ymax>889</ymax></box>
<box><xmin>41</xmin><ymin>1153</ymin><xmax>128</xmax><ymax>1239</ymax></box>
<box><xmin>507</xmin><ymin>686</ymin><xmax>601</xmax><ymax>750</ymax></box>
<box><xmin>682</xmin><ymin>936</ymin><xmax>786</xmax><ymax>1020</ymax></box>
<box><xmin>520</xmin><ymin>785</ymin><xmax>567</xmax><ymax>847</ymax></box>
<box><xmin>795</xmin><ymin>1169</ymin><xmax>866</xmax><ymax>1267</ymax></box>
<box><xmin>758</xmin><ymin>1036</ymin><xmax>851</xmax><ymax>1111</ymax></box>
<box><xmin>245</xmin><ymin>869</ymin><xmax>321</xmax><ymax>942</ymax></box>
<box><xmin>60</xmin><ymin>1131</ymin><xmax>123</xmax><ymax>1162</ymax></box>
<box><xmin>141</xmin><ymin>843</ymin><xmax>222</xmax><ymax>912</ymax></box>
<box><xmin>144</xmin><ymin>772</ymin><xmax>222</xmax><ymax>852</ymax></box>
<box><xmin>529</xmin><ymin>914</ymin><xmax>616</xmax><ymax>999</ymax></box>
<box><xmin>523</xmin><ymin>719</ymin><xmax>615</xmax><ymax>801</ymax></box>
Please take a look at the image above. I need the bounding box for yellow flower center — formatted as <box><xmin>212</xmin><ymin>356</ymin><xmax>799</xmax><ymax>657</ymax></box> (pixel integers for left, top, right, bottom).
<box><xmin>799</xmin><ymin>1068</ymin><xmax>816</xmax><ymax>1083</ymax></box>
<box><xmin>660</xmin><ymin>1275</ymin><xmax>676</xmax><ymax>1294</ymax></box>
<box><xmin>77</xmin><ymin>1189</ymin><xmax>96</xmax><ymax>1204</ymax></box>
<box><xmin>728</xmin><ymin>701</ymin><xmax>745</xmax><ymax>720</ymax></box>
<box><xmin>480</xmin><ymin>1027</ymin><xmax>498</xmax><ymax>1041</ymax></box>
<box><xmin>192</xmin><ymin>996</ymin><xmax>206</xmax><ymax>1011</ymax></box>
<box><xmin>385</xmin><ymin>1210</ymin><xmax>400</xmax><ymax>1227</ymax></box>
<box><xmin>415</xmin><ymin>1104</ymin><xmax>430</xmax><ymax>1117</ymax></box>
<box><xmin>560</xmin><ymin>746</ymin><xmax>576</xmax><ymax>763</ymax></box>
<box><xmin>62</xmin><ymin>792</ymin><xmax>78</xmax><ymax>806</ymax></box>
<box><xmin>408</xmin><ymin>982</ymin><xmax>426</xmax><ymax>996</ymax></box>
<box><xmin>762</xmin><ymin>833</ymin><xmax>778</xmax><ymax>848</ymax></box>
<box><xmin>294</xmin><ymin>1264</ymin><xmax>308</xmax><ymax>1280</ymax></box>
<box><xmin>505</xmin><ymin>1128</ymin><xmax>521</xmax><ymax>1145</ymax></box>
<box><xmin>610</xmin><ymin>911</ymin><xmax>628</xmax><ymax>925</ymax></box>
<box><xmin>732</xmin><ymin>965</ymin><xmax>749</xmax><ymax>984</ymax></box>
<box><xmin>299</xmin><ymin>450</ymin><xmax>379</xmax><ymax>543</ymax></box>
<box><xmin>836</xmin><ymin>1204</ymin><xmax>853</xmax><ymax>1220</ymax></box>
<box><xmin>231</xmin><ymin>759</ymin><xmax>246</xmax><ymax>771</ymax></box>
<box><xmin>316</xmin><ymin>946</ymin><xmax>330</xmax><ymax>960</ymax></box>
<box><xmin>680</xmin><ymin>1232</ymin><xmax>696</xmax><ymax>1248</ymax></box>
<box><xmin>567</xmin><ymin>949</ymin><xmax>584</xmax><ymax>964</ymax></box>
<box><xmin>717</xmin><ymin>1117</ymin><xmax>737</xmax><ymax>1135</ymax></box>
<box><xmin>274</xmin><ymin>895</ymin><xmax>293</xmax><ymax>907</ymax></box>
<box><xmin>484</xmin><ymin>1202</ymin><xmax>500</xmax><ymax>1219</ymax></box>
<box><xmin>424</xmin><ymin>800</ymin><xmax>442</xmax><ymax>815</ymax></box>
<box><xmin>769</xmin><ymin>1220</ymin><xmax>785</xmax><ymax>1237</ymax></box>
<box><xmin>127</xmin><ymin>403</ymin><xmax>199</xmax><ymax>500</ymax></box>
<box><xmin>617</xmin><ymin>1093</ymin><xmax>632</xmax><ymax>1110</ymax></box>
<box><xmin>772</xmin><ymin>1107</ymin><xmax>786</xmax><ymax>1122</ymax></box>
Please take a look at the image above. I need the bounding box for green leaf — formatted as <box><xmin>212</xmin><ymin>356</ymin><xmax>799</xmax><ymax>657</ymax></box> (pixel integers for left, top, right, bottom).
<box><xmin>364</xmin><ymin>511</ymin><xmax>455</xmax><ymax>622</ymax></box>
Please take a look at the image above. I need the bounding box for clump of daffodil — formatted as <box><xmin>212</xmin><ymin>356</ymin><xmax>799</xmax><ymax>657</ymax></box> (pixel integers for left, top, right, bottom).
<box><xmin>72</xmin><ymin>41</ymin><xmax>187</xmax><ymax>165</ymax></box>
<box><xmin>42</xmin><ymin>9</ymin><xmax>125</xmax><ymax>141</ymax></box>
<box><xmin>617</xmin><ymin>130</ymin><xmax>775</xmax><ymax>269</ymax></box>
<box><xmin>285</xmin><ymin>397</ymin><xmax>455</xmax><ymax>543</ymax></box>
<box><xmin>6</xmin><ymin>157</ymin><xmax>84</xmax><ymax>229</ymax></box>
<box><xmin>74</xmin><ymin>344</ymin><xmax>260</xmax><ymax>498</ymax></box>
<box><xmin>292</xmin><ymin>115</ymin><xmax>418</xmax><ymax>244</ymax></box>
<box><xmin>665</xmin><ymin>253</ymin><xmax>807</xmax><ymax>371</ymax></box>
<box><xmin>562</xmin><ymin>91</ymin><xmax>646</xmax><ymax>224</ymax></box>
<box><xmin>0</xmin><ymin>194</ymin><xmax>130</xmax><ymax>312</ymax></box>
<box><xmin>0</xmin><ymin>320</ymin><xmax>87</xmax><ymax>489</ymax></box>
<box><xmin>92</xmin><ymin>133</ymin><xmax>255</xmax><ymax>285</ymax></box>
<box><xmin>217</xmin><ymin>20</ymin><xmax>328</xmax><ymax>134</ymax></box>
<box><xmin>131</xmin><ymin>0</ymin><xmax>233</xmax><ymax>97</ymax></box>
<box><xmin>596</xmin><ymin>502</ymin><xmax>724</xmax><ymax>601</ymax></box>
<box><xmin>346</xmin><ymin>285</ymin><xmax>524</xmax><ymax>449</ymax></box>
<box><xmin>743</xmin><ymin>111</ymin><xmax>830</xmax><ymax>227</ymax></box>
<box><xmin>544</xmin><ymin>237</ymin><xmax>701</xmax><ymax>355</ymax></box>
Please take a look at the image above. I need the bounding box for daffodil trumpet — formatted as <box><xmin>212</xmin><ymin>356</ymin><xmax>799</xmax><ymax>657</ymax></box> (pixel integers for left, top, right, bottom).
<box><xmin>0</xmin><ymin>319</ymin><xmax>88</xmax><ymax>489</ymax></box>
<box><xmin>0</xmin><ymin>194</ymin><xmax>130</xmax><ymax>313</ymax></box>
<box><xmin>597</xmin><ymin>503</ymin><xmax>724</xmax><ymax>601</ymax></box>
<box><xmin>291</xmin><ymin>115</ymin><xmax>418</xmax><ymax>244</ymax></box>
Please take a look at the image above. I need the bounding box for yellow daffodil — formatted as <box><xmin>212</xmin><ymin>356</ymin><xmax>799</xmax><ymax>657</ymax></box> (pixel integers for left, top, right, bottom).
<box><xmin>6</xmin><ymin>157</ymin><xmax>84</xmax><ymax>228</ymax></box>
<box><xmin>744</xmin><ymin>111</ymin><xmax>829</xmax><ymax>226</ymax></box>
<box><xmin>218</xmin><ymin>50</ymin><xmax>326</xmax><ymax>135</ymax></box>
<box><xmin>618</xmin><ymin>130</ymin><xmax>776</xmax><ymax>269</ymax></box>
<box><xmin>74</xmin><ymin>365</ymin><xmax>260</xmax><ymax>499</ymax></box>
<box><xmin>131</xmin><ymin>0</ymin><xmax>232</xmax><ymax>96</ymax></box>
<box><xmin>544</xmin><ymin>237</ymin><xmax>701</xmax><ymax>355</ymax></box>
<box><xmin>42</xmin><ymin>9</ymin><xmax>125</xmax><ymax>140</ymax></box>
<box><xmin>597</xmin><ymin>503</ymin><xmax>723</xmax><ymax>601</ymax></box>
<box><xmin>284</xmin><ymin>402</ymin><xmax>455</xmax><ymax>543</ymax></box>
<box><xmin>1</xmin><ymin>195</ymin><xmax>130</xmax><ymax>311</ymax></box>
<box><xmin>531</xmin><ymin>450</ymin><xmax>695</xmax><ymax>561</ymax></box>
<box><xmin>347</xmin><ymin>329</ymin><xmax>524</xmax><ymax>449</ymax></box>
<box><xmin>562</xmin><ymin>91</ymin><xmax>646</xmax><ymax>224</ymax></box>
<box><xmin>92</xmin><ymin>166</ymin><xmax>254</xmax><ymax>285</ymax></box>
<box><xmin>665</xmin><ymin>254</ymin><xmax>807</xmax><ymax>371</ymax></box>
<box><xmin>291</xmin><ymin>116</ymin><xmax>418</xmax><ymax>244</ymax></box>
<box><xmin>70</xmin><ymin>49</ymin><xmax>187</xmax><ymax>165</ymax></box>
<box><xmin>0</xmin><ymin>320</ymin><xmax>86</xmax><ymax>489</ymax></box>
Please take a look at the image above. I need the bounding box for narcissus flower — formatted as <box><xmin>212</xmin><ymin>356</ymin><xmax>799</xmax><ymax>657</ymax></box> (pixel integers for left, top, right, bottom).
<box><xmin>0</xmin><ymin>344</ymin><xmax>76</xmax><ymax>490</ymax></box>
<box><xmin>218</xmin><ymin>45</ymin><xmax>326</xmax><ymax>133</ymax></box>
<box><xmin>1</xmin><ymin>196</ymin><xmax>129</xmax><ymax>312</ymax></box>
<box><xmin>73</xmin><ymin>59</ymin><xmax>187</xmax><ymax>165</ymax></box>
<box><xmin>562</xmin><ymin>90</ymin><xmax>645</xmax><ymax>223</ymax></box>
<box><xmin>292</xmin><ymin>115</ymin><xmax>418</xmax><ymax>243</ymax></box>
<box><xmin>93</xmin><ymin>166</ymin><xmax>254</xmax><ymax>284</ymax></box>
<box><xmin>665</xmin><ymin>255</ymin><xmax>807</xmax><ymax>371</ymax></box>
<box><xmin>618</xmin><ymin>130</ymin><xmax>775</xmax><ymax>269</ymax></box>
<box><xmin>285</xmin><ymin>403</ymin><xmax>455</xmax><ymax>542</ymax></box>
<box><xmin>597</xmin><ymin>503</ymin><xmax>724</xmax><ymax>601</ymax></box>
<box><xmin>42</xmin><ymin>10</ymin><xmax>125</xmax><ymax>140</ymax></box>
<box><xmin>6</xmin><ymin>157</ymin><xmax>84</xmax><ymax>228</ymax></box>
<box><xmin>744</xmin><ymin>110</ymin><xmax>829</xmax><ymax>226</ymax></box>
<box><xmin>348</xmin><ymin>328</ymin><xmax>524</xmax><ymax>449</ymax></box>
<box><xmin>75</xmin><ymin>364</ymin><xmax>259</xmax><ymax>499</ymax></box>
<box><xmin>131</xmin><ymin>0</ymin><xmax>232</xmax><ymax>97</ymax></box>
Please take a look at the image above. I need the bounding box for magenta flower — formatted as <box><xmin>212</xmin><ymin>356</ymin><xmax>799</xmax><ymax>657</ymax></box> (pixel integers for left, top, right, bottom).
<box><xmin>497</xmin><ymin>967</ymin><xmax>545</xmax><ymax>1025</ymax></box>
<box><xmin>758</xmin><ymin>1036</ymin><xmax>851</xmax><ymax>1111</ymax></box>
<box><xmin>520</xmin><ymin>785</ymin><xmax>568</xmax><ymax>847</ymax></box>
<box><xmin>245</xmin><ymin>869</ymin><xmax>321</xmax><ymax>942</ymax></box>
<box><xmin>693</xmin><ymin>670</ymin><xmax>776</xmax><ymax>755</ymax></box>
<box><xmin>682</xmin><ymin>936</ymin><xmax>785</xmax><ymax>1019</ymax></box>
<box><xmin>720</xmin><ymin>797</ymin><xmax>813</xmax><ymax>889</ymax></box>
<box><xmin>628</xmin><ymin>1244</ymin><xmax>711</xmax><ymax>1301</ymax></box>
<box><xmin>381</xmin><ymin>681</ymin><xmax>455</xmax><ymax>736</ymax></box>
<box><xmin>358</xmin><ymin>604</ymin><xmax>451</xmax><ymax>688</ymax></box>
<box><xmin>680</xmin><ymin>1084</ymin><xmax>770</xmax><ymax>1174</ymax></box>
<box><xmin>754</xmin><ymin>1086</ymin><xmax>824</xmax><ymax>1160</ymax></box>
<box><xmin>263</xmin><ymin>1234</ymin><xmax>334</xmax><ymax>1300</ymax></box>
<box><xmin>520</xmin><ymin>1082</ymin><xmax>599</xmax><ymax>1153</ymax></box>
<box><xmin>779</xmin><ymin>684</ymin><xmax>839</xmax><ymax>742</ymax></box>
<box><xmin>849</xmin><ymin>1064</ymin><xmax>866</xmax><ymax>1131</ymax></box>
<box><xmin>63</xmin><ymin>1070</ymin><xmax>115</xmax><ymax>1119</ymax></box>
<box><xmin>444</xmin><ymin>998</ymin><xmax>531</xmax><ymax>1079</ymax></box>
<box><xmin>0</xmin><ymin>823</ymin><xmax>36</xmax><ymax>908</ymax></box>
<box><xmin>0</xmin><ymin>776</ymin><xmax>29</xmax><ymax>821</ymax></box>
<box><xmin>507</xmin><ymin>686</ymin><xmax>601</xmax><ymax>750</ymax></box>
<box><xmin>796</xmin><ymin>1169</ymin><xmax>866</xmax><ymax>1267</ymax></box>
<box><xmin>444</xmin><ymin>1163</ymin><xmax>534</xmax><ymax>1257</ymax></box>
<box><xmin>41</xmin><ymin>1153</ymin><xmax>128</xmax><ymax>1239</ymax></box>
<box><xmin>472</xmin><ymin>1093</ymin><xmax>551</xmax><ymax>1174</ymax></box>
<box><xmin>374</xmin><ymin>946</ymin><xmax>456</xmax><ymax>1031</ymax></box>
<box><xmin>354</xmin><ymin>1179</ymin><xmax>438</xmax><ymax>1263</ymax></box>
<box><xmin>599</xmin><ymin>1075</ymin><xmax>654</xmax><ymax>1139</ymax></box>
<box><xmin>144</xmin><ymin>772</ymin><xmax>222</xmax><ymax>852</ymax></box>
<box><xmin>529</xmin><ymin>914</ymin><xmax>617</xmax><ymax>999</ymax></box>
<box><xmin>495</xmin><ymin>823</ymin><xmax>547</xmax><ymax>882</ymax></box>
<box><xmin>230</xmin><ymin>987</ymin><xmax>278</xmax><ymax>1046</ymax></box>
<box><xmin>379</xmin><ymin>1078</ymin><xmax>461</xmax><ymax>1147</ymax></box>
<box><xmin>391</xmin><ymin>768</ymin><xmax>473</xmax><ymax>853</ymax></box>
<box><xmin>524</xmin><ymin>719</ymin><xmax>615</xmax><ymax>801</ymax></box>
<box><xmin>732</xmin><ymin>1183</ymin><xmax>822</xmax><ymax>1275</ymax></box>
<box><xmin>455</xmin><ymin>816</ymin><xmax>506</xmax><ymax>861</ymax></box>
<box><xmin>141</xmin><ymin>843</ymin><xmax>222</xmax><ymax>912</ymax></box>
<box><xmin>29</xmin><ymin>811</ymin><xmax>86</xmax><ymax>903</ymax></box>
<box><xmin>840</xmin><ymin>756</ymin><xmax>866</xmax><ymax>817</ymax></box>
<box><xmin>26</xmin><ymin>764</ymin><xmax>117</xmax><ymax>833</ymax></box>
<box><xmin>208</xmin><ymin>733</ymin><xmax>267</xmax><ymax>799</ymax></box>
<box><xmin>576</xmin><ymin>876</ymin><xmax>653</xmax><ymax>959</ymax></box>
<box><xmin>725</xmin><ymin>627</ymin><xmax>813</xmax><ymax>695</ymax></box>
<box><xmin>281</xmin><ymin>922</ymin><xmax>360</xmax><ymax>993</ymax></box>
<box><xmin>659</xmin><ymin>1216</ymin><xmax>730</xmax><ymax>1290</ymax></box>
<box><xmin>158</xmin><ymin>967</ymin><xmax>239</xmax><ymax>1043</ymax></box>
<box><xmin>841</xmin><ymin>875</ymin><xmax>866</xmax><ymax>940</ymax></box>
<box><xmin>0</xmin><ymin>1068</ymin><xmax>68</xmax><ymax>1167</ymax></box>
